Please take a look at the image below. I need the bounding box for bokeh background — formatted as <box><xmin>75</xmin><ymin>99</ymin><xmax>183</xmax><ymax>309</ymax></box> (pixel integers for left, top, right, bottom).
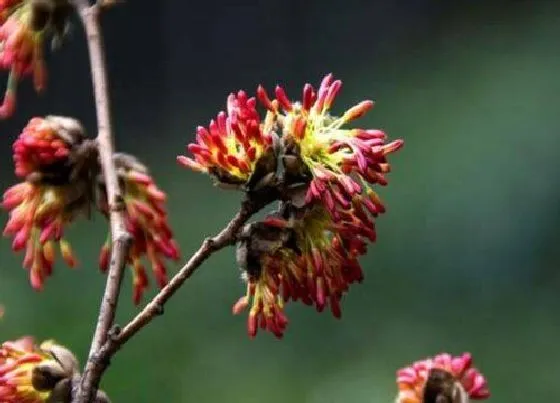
<box><xmin>1</xmin><ymin>0</ymin><xmax>559</xmax><ymax>401</ymax></box>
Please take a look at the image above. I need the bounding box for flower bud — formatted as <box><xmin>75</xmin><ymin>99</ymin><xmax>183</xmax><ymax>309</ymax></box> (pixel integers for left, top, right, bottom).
<box><xmin>31</xmin><ymin>361</ymin><xmax>67</xmax><ymax>391</ymax></box>
<box><xmin>97</xmin><ymin>153</ymin><xmax>180</xmax><ymax>303</ymax></box>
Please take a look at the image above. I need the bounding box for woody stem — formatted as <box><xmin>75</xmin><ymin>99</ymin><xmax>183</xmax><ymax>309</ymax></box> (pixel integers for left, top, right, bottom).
<box><xmin>72</xmin><ymin>1</ymin><xmax>131</xmax><ymax>402</ymax></box>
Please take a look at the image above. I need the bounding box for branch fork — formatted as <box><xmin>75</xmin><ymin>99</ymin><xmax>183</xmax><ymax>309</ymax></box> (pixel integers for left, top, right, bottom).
<box><xmin>71</xmin><ymin>1</ymin><xmax>279</xmax><ymax>401</ymax></box>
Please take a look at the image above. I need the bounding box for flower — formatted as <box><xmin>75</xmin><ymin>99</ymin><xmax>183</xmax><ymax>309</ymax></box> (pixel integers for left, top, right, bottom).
<box><xmin>182</xmin><ymin>74</ymin><xmax>404</xmax><ymax>338</ymax></box>
<box><xmin>178</xmin><ymin>90</ymin><xmax>279</xmax><ymax>191</ymax></box>
<box><xmin>396</xmin><ymin>352</ymin><xmax>490</xmax><ymax>403</ymax></box>
<box><xmin>2</xmin><ymin>182</ymin><xmax>80</xmax><ymax>289</ymax></box>
<box><xmin>233</xmin><ymin>202</ymin><xmax>369</xmax><ymax>338</ymax></box>
<box><xmin>97</xmin><ymin>153</ymin><xmax>180</xmax><ymax>304</ymax></box>
<box><xmin>0</xmin><ymin>337</ymin><xmax>78</xmax><ymax>403</ymax></box>
<box><xmin>2</xmin><ymin>116</ymin><xmax>96</xmax><ymax>290</ymax></box>
<box><xmin>0</xmin><ymin>0</ymin><xmax>72</xmax><ymax>118</ymax></box>
<box><xmin>12</xmin><ymin>116</ymin><xmax>86</xmax><ymax>179</ymax></box>
<box><xmin>258</xmin><ymin>73</ymin><xmax>403</xmax><ymax>224</ymax></box>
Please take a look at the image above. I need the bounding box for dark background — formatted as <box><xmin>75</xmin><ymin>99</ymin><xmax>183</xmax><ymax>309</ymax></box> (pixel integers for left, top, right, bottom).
<box><xmin>1</xmin><ymin>1</ymin><xmax>559</xmax><ymax>401</ymax></box>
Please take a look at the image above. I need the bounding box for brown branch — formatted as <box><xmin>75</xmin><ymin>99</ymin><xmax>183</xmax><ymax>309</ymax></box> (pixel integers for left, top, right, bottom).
<box><xmin>97</xmin><ymin>196</ymin><xmax>265</xmax><ymax>359</ymax></box>
<box><xmin>72</xmin><ymin>1</ymin><xmax>131</xmax><ymax>402</ymax></box>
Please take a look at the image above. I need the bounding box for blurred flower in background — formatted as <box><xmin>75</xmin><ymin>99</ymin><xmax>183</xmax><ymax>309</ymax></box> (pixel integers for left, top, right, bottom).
<box><xmin>0</xmin><ymin>0</ymin><xmax>73</xmax><ymax>118</ymax></box>
<box><xmin>395</xmin><ymin>352</ymin><xmax>490</xmax><ymax>403</ymax></box>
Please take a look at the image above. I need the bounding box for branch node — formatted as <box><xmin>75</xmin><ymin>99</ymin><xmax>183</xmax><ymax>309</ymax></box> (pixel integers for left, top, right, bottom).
<box><xmin>90</xmin><ymin>352</ymin><xmax>110</xmax><ymax>370</ymax></box>
<box><xmin>154</xmin><ymin>304</ymin><xmax>164</xmax><ymax>316</ymax></box>
<box><xmin>110</xmin><ymin>195</ymin><xmax>126</xmax><ymax>212</ymax></box>
<box><xmin>108</xmin><ymin>325</ymin><xmax>121</xmax><ymax>341</ymax></box>
<box><xmin>115</xmin><ymin>230</ymin><xmax>133</xmax><ymax>245</ymax></box>
<box><xmin>203</xmin><ymin>237</ymin><xmax>215</xmax><ymax>250</ymax></box>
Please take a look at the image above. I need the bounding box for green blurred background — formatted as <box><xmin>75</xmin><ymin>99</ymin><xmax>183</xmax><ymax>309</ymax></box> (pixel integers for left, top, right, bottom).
<box><xmin>1</xmin><ymin>0</ymin><xmax>559</xmax><ymax>401</ymax></box>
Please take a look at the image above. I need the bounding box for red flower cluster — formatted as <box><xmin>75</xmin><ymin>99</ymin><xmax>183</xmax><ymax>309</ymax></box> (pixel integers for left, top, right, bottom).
<box><xmin>259</xmin><ymin>73</ymin><xmax>403</xmax><ymax>227</ymax></box>
<box><xmin>2</xmin><ymin>182</ymin><xmax>77</xmax><ymax>289</ymax></box>
<box><xmin>178</xmin><ymin>90</ymin><xmax>278</xmax><ymax>190</ymax></box>
<box><xmin>0</xmin><ymin>0</ymin><xmax>71</xmax><ymax>118</ymax></box>
<box><xmin>98</xmin><ymin>154</ymin><xmax>180</xmax><ymax>304</ymax></box>
<box><xmin>396</xmin><ymin>352</ymin><xmax>490</xmax><ymax>403</ymax></box>
<box><xmin>181</xmin><ymin>74</ymin><xmax>403</xmax><ymax>338</ymax></box>
<box><xmin>233</xmin><ymin>204</ymin><xmax>370</xmax><ymax>338</ymax></box>
<box><xmin>2</xmin><ymin>117</ymin><xmax>86</xmax><ymax>289</ymax></box>
<box><xmin>12</xmin><ymin>116</ymin><xmax>79</xmax><ymax>178</ymax></box>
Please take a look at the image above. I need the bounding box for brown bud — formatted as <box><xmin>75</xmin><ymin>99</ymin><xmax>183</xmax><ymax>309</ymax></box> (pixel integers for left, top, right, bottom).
<box><xmin>45</xmin><ymin>116</ymin><xmax>85</xmax><ymax>147</ymax></box>
<box><xmin>41</xmin><ymin>342</ymin><xmax>80</xmax><ymax>375</ymax></box>
<box><xmin>113</xmin><ymin>153</ymin><xmax>149</xmax><ymax>176</ymax></box>
<box><xmin>45</xmin><ymin>378</ymin><xmax>71</xmax><ymax>403</ymax></box>
<box><xmin>31</xmin><ymin>360</ymin><xmax>67</xmax><ymax>391</ymax></box>
<box><xmin>236</xmin><ymin>219</ymin><xmax>297</xmax><ymax>280</ymax></box>
<box><xmin>283</xmin><ymin>182</ymin><xmax>309</xmax><ymax>208</ymax></box>
<box><xmin>209</xmin><ymin>166</ymin><xmax>247</xmax><ymax>190</ymax></box>
<box><xmin>423</xmin><ymin>368</ymin><xmax>468</xmax><ymax>403</ymax></box>
<box><xmin>96</xmin><ymin>152</ymin><xmax>149</xmax><ymax>209</ymax></box>
<box><xmin>30</xmin><ymin>0</ymin><xmax>54</xmax><ymax>32</ymax></box>
<box><xmin>280</xmin><ymin>137</ymin><xmax>312</xmax><ymax>185</ymax></box>
<box><xmin>245</xmin><ymin>148</ymin><xmax>278</xmax><ymax>192</ymax></box>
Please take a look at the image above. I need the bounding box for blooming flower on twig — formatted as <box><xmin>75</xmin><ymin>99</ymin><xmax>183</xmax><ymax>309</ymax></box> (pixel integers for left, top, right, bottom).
<box><xmin>396</xmin><ymin>352</ymin><xmax>490</xmax><ymax>403</ymax></box>
<box><xmin>97</xmin><ymin>153</ymin><xmax>180</xmax><ymax>304</ymax></box>
<box><xmin>233</xmin><ymin>202</ymin><xmax>369</xmax><ymax>338</ymax></box>
<box><xmin>0</xmin><ymin>337</ymin><xmax>78</xmax><ymax>403</ymax></box>
<box><xmin>3</xmin><ymin>181</ymin><xmax>79</xmax><ymax>289</ymax></box>
<box><xmin>2</xmin><ymin>116</ymin><xmax>96</xmax><ymax>290</ymax></box>
<box><xmin>258</xmin><ymin>73</ymin><xmax>404</xmax><ymax>224</ymax></box>
<box><xmin>177</xmin><ymin>90</ymin><xmax>280</xmax><ymax>192</ymax></box>
<box><xmin>182</xmin><ymin>74</ymin><xmax>403</xmax><ymax>338</ymax></box>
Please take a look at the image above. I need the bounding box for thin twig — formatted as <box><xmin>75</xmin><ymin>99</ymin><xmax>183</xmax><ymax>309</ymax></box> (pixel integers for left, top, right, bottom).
<box><xmin>98</xmin><ymin>197</ymin><xmax>264</xmax><ymax>357</ymax></box>
<box><xmin>72</xmin><ymin>1</ymin><xmax>131</xmax><ymax>402</ymax></box>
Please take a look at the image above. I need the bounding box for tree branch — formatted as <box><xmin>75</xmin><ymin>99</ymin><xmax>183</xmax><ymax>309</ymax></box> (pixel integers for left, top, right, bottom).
<box><xmin>72</xmin><ymin>1</ymin><xmax>131</xmax><ymax>402</ymax></box>
<box><xmin>98</xmin><ymin>196</ymin><xmax>265</xmax><ymax>359</ymax></box>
